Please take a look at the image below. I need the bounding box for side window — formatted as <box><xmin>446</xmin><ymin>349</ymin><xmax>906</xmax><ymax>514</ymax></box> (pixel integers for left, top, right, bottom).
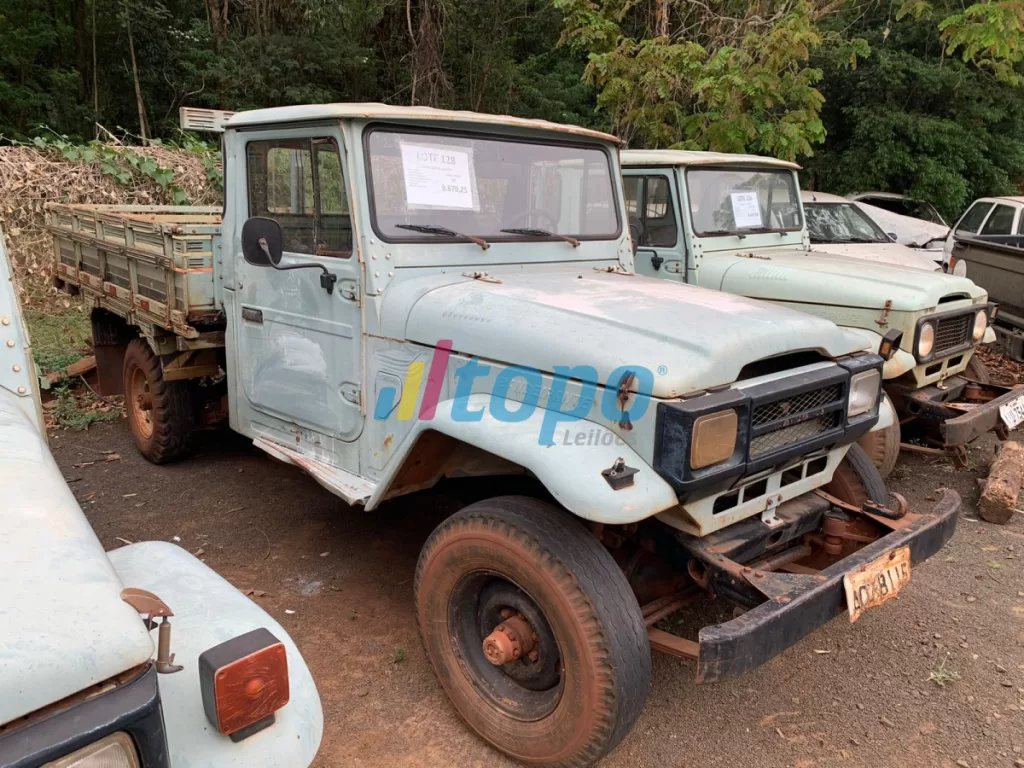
<box><xmin>643</xmin><ymin>177</ymin><xmax>677</xmax><ymax>247</ymax></box>
<box><xmin>624</xmin><ymin>175</ymin><xmax>677</xmax><ymax>248</ymax></box>
<box><xmin>981</xmin><ymin>204</ymin><xmax>1015</xmax><ymax>235</ymax></box>
<box><xmin>956</xmin><ymin>202</ymin><xmax>994</xmax><ymax>235</ymax></box>
<box><xmin>246</xmin><ymin>137</ymin><xmax>352</xmax><ymax>257</ymax></box>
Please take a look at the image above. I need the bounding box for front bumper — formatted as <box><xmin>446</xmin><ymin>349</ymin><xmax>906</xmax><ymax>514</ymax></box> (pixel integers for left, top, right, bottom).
<box><xmin>889</xmin><ymin>376</ymin><xmax>1022</xmax><ymax>445</ymax></box>
<box><xmin>692</xmin><ymin>489</ymin><xmax>960</xmax><ymax>684</ymax></box>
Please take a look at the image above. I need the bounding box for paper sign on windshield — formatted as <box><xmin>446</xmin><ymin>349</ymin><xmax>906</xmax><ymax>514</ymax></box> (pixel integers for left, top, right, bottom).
<box><xmin>730</xmin><ymin>191</ymin><xmax>762</xmax><ymax>228</ymax></box>
<box><xmin>400</xmin><ymin>143</ymin><xmax>476</xmax><ymax>210</ymax></box>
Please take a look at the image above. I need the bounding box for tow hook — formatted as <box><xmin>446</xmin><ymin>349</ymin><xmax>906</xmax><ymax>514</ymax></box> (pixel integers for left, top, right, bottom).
<box><xmin>121</xmin><ymin>587</ymin><xmax>184</xmax><ymax>674</ymax></box>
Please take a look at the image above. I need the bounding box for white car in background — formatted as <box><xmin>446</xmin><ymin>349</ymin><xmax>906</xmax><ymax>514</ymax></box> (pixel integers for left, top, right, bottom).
<box><xmin>943</xmin><ymin>196</ymin><xmax>1024</xmax><ymax>275</ymax></box>
<box><xmin>801</xmin><ymin>191</ymin><xmax>940</xmax><ymax>271</ymax></box>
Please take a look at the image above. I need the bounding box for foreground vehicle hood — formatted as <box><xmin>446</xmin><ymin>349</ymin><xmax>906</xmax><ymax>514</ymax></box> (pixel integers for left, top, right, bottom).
<box><xmin>0</xmin><ymin>390</ymin><xmax>155</xmax><ymax>726</ymax></box>
<box><xmin>385</xmin><ymin>268</ymin><xmax>867</xmax><ymax>398</ymax></box>
<box><xmin>701</xmin><ymin>249</ymin><xmax>983</xmax><ymax>312</ymax></box>
<box><xmin>809</xmin><ymin>242</ymin><xmax>939</xmax><ymax>271</ymax></box>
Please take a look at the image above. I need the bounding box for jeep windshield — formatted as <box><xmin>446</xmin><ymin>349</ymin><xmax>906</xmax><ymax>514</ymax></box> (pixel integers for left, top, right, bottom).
<box><xmin>804</xmin><ymin>201</ymin><xmax>888</xmax><ymax>245</ymax></box>
<box><xmin>686</xmin><ymin>167</ymin><xmax>802</xmax><ymax>236</ymax></box>
<box><xmin>366</xmin><ymin>128</ymin><xmax>620</xmax><ymax>243</ymax></box>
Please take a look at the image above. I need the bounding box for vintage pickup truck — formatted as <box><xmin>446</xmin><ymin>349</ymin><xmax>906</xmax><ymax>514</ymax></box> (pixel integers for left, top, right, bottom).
<box><xmin>49</xmin><ymin>104</ymin><xmax>960</xmax><ymax>767</ymax></box>
<box><xmin>621</xmin><ymin>149</ymin><xmax>1012</xmax><ymax>477</ymax></box>
<box><xmin>942</xmin><ymin>196</ymin><xmax>1024</xmax><ymax>366</ymax></box>
<box><xmin>0</xmin><ymin>228</ymin><xmax>323</xmax><ymax>766</ymax></box>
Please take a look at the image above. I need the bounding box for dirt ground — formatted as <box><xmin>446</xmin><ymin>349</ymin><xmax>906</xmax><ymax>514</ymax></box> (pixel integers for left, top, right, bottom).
<box><xmin>51</xmin><ymin>421</ymin><xmax>1024</xmax><ymax>768</ymax></box>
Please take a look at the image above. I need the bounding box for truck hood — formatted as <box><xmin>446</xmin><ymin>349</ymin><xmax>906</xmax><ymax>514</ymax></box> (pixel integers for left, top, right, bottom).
<box><xmin>387</xmin><ymin>268</ymin><xmax>868</xmax><ymax>398</ymax></box>
<box><xmin>809</xmin><ymin>242</ymin><xmax>940</xmax><ymax>272</ymax></box>
<box><xmin>0</xmin><ymin>385</ymin><xmax>154</xmax><ymax>727</ymax></box>
<box><xmin>700</xmin><ymin>249</ymin><xmax>983</xmax><ymax>312</ymax></box>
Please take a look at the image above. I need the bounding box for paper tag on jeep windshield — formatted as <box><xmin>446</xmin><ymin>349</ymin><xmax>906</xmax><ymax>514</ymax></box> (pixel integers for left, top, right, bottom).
<box><xmin>400</xmin><ymin>143</ymin><xmax>477</xmax><ymax>210</ymax></box>
<box><xmin>730</xmin><ymin>191</ymin><xmax>762</xmax><ymax>228</ymax></box>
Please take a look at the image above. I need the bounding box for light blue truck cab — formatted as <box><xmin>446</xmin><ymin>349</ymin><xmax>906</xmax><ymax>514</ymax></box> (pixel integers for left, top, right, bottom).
<box><xmin>48</xmin><ymin>105</ymin><xmax>960</xmax><ymax>767</ymax></box>
<box><xmin>0</xmin><ymin>231</ymin><xmax>322</xmax><ymax>767</ymax></box>
<box><xmin>621</xmin><ymin>150</ymin><xmax>1012</xmax><ymax>476</ymax></box>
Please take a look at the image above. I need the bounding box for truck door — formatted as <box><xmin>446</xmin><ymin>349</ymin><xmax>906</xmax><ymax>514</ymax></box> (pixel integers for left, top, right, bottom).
<box><xmin>622</xmin><ymin>171</ymin><xmax>685</xmax><ymax>280</ymax></box>
<box><xmin>233</xmin><ymin>128</ymin><xmax>363</xmax><ymax>443</ymax></box>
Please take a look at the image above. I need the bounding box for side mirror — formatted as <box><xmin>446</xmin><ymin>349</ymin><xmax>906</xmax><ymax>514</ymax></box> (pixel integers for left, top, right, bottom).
<box><xmin>887</xmin><ymin>232</ymin><xmax>898</xmax><ymax>242</ymax></box>
<box><xmin>242</xmin><ymin>217</ymin><xmax>283</xmax><ymax>267</ymax></box>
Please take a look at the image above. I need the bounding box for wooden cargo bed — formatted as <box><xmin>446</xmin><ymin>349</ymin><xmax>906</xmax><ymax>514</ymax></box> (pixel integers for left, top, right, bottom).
<box><xmin>48</xmin><ymin>203</ymin><xmax>223</xmax><ymax>339</ymax></box>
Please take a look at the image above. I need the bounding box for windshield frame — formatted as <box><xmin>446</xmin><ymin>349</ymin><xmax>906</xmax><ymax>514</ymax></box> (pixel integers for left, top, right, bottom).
<box><xmin>683</xmin><ymin>165</ymin><xmax>804</xmax><ymax>238</ymax></box>
<box><xmin>362</xmin><ymin>122</ymin><xmax>623</xmax><ymax>245</ymax></box>
<box><xmin>803</xmin><ymin>201</ymin><xmax>889</xmax><ymax>244</ymax></box>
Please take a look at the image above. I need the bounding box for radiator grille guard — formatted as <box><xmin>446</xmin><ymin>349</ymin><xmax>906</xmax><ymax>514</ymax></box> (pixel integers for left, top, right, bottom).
<box><xmin>933</xmin><ymin>313</ymin><xmax>972</xmax><ymax>356</ymax></box>
<box><xmin>747</xmin><ymin>381</ymin><xmax>846</xmax><ymax>461</ymax></box>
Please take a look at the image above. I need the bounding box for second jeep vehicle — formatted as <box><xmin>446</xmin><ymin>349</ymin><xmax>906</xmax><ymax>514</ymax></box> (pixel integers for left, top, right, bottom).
<box><xmin>51</xmin><ymin>105</ymin><xmax>959</xmax><ymax>767</ymax></box>
<box><xmin>622</xmin><ymin>149</ymin><xmax>1013</xmax><ymax>477</ymax></box>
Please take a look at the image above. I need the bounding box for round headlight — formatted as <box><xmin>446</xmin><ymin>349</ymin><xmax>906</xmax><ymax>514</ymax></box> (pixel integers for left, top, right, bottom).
<box><xmin>918</xmin><ymin>322</ymin><xmax>935</xmax><ymax>359</ymax></box>
<box><xmin>973</xmin><ymin>309</ymin><xmax>987</xmax><ymax>341</ymax></box>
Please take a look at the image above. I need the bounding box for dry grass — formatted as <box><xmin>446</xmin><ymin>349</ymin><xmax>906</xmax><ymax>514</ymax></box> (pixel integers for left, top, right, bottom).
<box><xmin>0</xmin><ymin>144</ymin><xmax>220</xmax><ymax>310</ymax></box>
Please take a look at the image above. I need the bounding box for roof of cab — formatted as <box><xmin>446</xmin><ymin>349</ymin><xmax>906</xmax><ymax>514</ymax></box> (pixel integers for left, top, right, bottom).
<box><xmin>224</xmin><ymin>102</ymin><xmax>622</xmax><ymax>144</ymax></box>
<box><xmin>800</xmin><ymin>190</ymin><xmax>851</xmax><ymax>204</ymax></box>
<box><xmin>620</xmin><ymin>149</ymin><xmax>800</xmax><ymax>170</ymax></box>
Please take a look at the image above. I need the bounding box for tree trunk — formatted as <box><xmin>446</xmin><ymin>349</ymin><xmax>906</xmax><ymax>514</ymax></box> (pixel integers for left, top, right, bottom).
<box><xmin>979</xmin><ymin>440</ymin><xmax>1024</xmax><ymax>524</ymax></box>
<box><xmin>205</xmin><ymin>0</ymin><xmax>228</xmax><ymax>51</ymax></box>
<box><xmin>92</xmin><ymin>0</ymin><xmax>99</xmax><ymax>135</ymax></box>
<box><xmin>72</xmin><ymin>0</ymin><xmax>89</xmax><ymax>100</ymax></box>
<box><xmin>124</xmin><ymin>7</ymin><xmax>149</xmax><ymax>140</ymax></box>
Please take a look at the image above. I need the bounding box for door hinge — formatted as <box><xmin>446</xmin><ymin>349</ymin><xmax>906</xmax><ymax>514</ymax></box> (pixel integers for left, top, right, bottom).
<box><xmin>340</xmin><ymin>382</ymin><xmax>361</xmax><ymax>405</ymax></box>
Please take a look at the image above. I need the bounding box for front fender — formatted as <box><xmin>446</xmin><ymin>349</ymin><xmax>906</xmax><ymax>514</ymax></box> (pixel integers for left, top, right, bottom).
<box><xmin>107</xmin><ymin>542</ymin><xmax>323</xmax><ymax>768</ymax></box>
<box><xmin>841</xmin><ymin>326</ymin><xmax>916</xmax><ymax>379</ymax></box>
<box><xmin>367</xmin><ymin>394</ymin><xmax>679</xmax><ymax>524</ymax></box>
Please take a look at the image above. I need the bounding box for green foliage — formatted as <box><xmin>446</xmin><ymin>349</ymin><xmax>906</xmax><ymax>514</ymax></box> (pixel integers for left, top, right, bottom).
<box><xmin>24</xmin><ymin>306</ymin><xmax>90</xmax><ymax>374</ymax></box>
<box><xmin>807</xmin><ymin>1</ymin><xmax>1024</xmax><ymax>220</ymax></box>
<box><xmin>558</xmin><ymin>0</ymin><xmax>868</xmax><ymax>161</ymax></box>
<box><xmin>53</xmin><ymin>382</ymin><xmax>122</xmax><ymax>430</ymax></box>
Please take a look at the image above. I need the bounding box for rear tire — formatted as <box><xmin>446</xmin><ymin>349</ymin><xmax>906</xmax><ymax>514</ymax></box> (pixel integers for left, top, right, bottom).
<box><xmin>415</xmin><ymin>496</ymin><xmax>651</xmax><ymax>767</ymax></box>
<box><xmin>856</xmin><ymin>420</ymin><xmax>901</xmax><ymax>479</ymax></box>
<box><xmin>825</xmin><ymin>443</ymin><xmax>888</xmax><ymax>508</ymax></box>
<box><xmin>965</xmin><ymin>355</ymin><xmax>991</xmax><ymax>384</ymax></box>
<box><xmin>123</xmin><ymin>338</ymin><xmax>193</xmax><ymax>464</ymax></box>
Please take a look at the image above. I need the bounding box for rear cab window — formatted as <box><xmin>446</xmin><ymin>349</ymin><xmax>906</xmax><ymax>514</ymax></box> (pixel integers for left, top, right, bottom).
<box><xmin>955</xmin><ymin>201</ymin><xmax>994</xmax><ymax>236</ymax></box>
<box><xmin>980</xmin><ymin>204</ymin><xmax>1016</xmax><ymax>235</ymax></box>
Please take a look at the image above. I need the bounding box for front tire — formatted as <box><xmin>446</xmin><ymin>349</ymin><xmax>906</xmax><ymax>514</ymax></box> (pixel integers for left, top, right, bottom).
<box><xmin>415</xmin><ymin>496</ymin><xmax>651</xmax><ymax>767</ymax></box>
<box><xmin>856</xmin><ymin>420</ymin><xmax>901</xmax><ymax>479</ymax></box>
<box><xmin>965</xmin><ymin>355</ymin><xmax>991</xmax><ymax>384</ymax></box>
<box><xmin>123</xmin><ymin>338</ymin><xmax>193</xmax><ymax>464</ymax></box>
<box><xmin>825</xmin><ymin>442</ymin><xmax>888</xmax><ymax>508</ymax></box>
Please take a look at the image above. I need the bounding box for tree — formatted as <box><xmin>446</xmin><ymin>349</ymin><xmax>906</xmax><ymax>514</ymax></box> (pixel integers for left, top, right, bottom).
<box><xmin>556</xmin><ymin>0</ymin><xmax>868</xmax><ymax>160</ymax></box>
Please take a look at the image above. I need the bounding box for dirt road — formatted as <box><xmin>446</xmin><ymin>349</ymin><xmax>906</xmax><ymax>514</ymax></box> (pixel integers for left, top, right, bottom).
<box><xmin>52</xmin><ymin>423</ymin><xmax>1024</xmax><ymax>768</ymax></box>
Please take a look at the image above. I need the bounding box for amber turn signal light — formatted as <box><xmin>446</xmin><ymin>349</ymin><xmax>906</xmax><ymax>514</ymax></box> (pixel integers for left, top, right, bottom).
<box><xmin>878</xmin><ymin>328</ymin><xmax>903</xmax><ymax>361</ymax></box>
<box><xmin>199</xmin><ymin>627</ymin><xmax>290</xmax><ymax>741</ymax></box>
<box><xmin>690</xmin><ymin>409</ymin><xmax>738</xmax><ymax>470</ymax></box>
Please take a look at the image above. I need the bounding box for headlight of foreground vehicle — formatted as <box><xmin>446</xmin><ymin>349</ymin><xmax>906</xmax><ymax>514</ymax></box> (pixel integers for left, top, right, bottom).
<box><xmin>43</xmin><ymin>733</ymin><xmax>138</xmax><ymax>768</ymax></box>
<box><xmin>917</xmin><ymin>322</ymin><xmax>935</xmax><ymax>359</ymax></box>
<box><xmin>690</xmin><ymin>409</ymin><xmax>738</xmax><ymax>469</ymax></box>
<box><xmin>848</xmin><ymin>369</ymin><xmax>881</xmax><ymax>417</ymax></box>
<box><xmin>973</xmin><ymin>309</ymin><xmax>988</xmax><ymax>341</ymax></box>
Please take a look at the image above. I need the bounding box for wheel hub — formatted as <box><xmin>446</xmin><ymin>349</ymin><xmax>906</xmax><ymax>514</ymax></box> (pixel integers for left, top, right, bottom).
<box><xmin>482</xmin><ymin>614</ymin><xmax>536</xmax><ymax>666</ymax></box>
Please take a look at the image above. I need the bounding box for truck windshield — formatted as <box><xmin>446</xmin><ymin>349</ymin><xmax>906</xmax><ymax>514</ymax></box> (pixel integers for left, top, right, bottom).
<box><xmin>685</xmin><ymin>167</ymin><xmax>801</xmax><ymax>236</ymax></box>
<box><xmin>366</xmin><ymin>128</ymin><xmax>620</xmax><ymax>242</ymax></box>
<box><xmin>804</xmin><ymin>202</ymin><xmax>888</xmax><ymax>244</ymax></box>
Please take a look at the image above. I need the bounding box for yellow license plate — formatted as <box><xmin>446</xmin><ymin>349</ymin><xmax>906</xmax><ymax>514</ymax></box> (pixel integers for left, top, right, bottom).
<box><xmin>843</xmin><ymin>546</ymin><xmax>911</xmax><ymax>623</ymax></box>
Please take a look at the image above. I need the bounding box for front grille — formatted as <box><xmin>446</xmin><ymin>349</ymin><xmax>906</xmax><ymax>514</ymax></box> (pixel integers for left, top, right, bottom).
<box><xmin>752</xmin><ymin>384</ymin><xmax>842</xmax><ymax>427</ymax></box>
<box><xmin>750</xmin><ymin>412</ymin><xmax>840</xmax><ymax>457</ymax></box>
<box><xmin>933</xmin><ymin>313</ymin><xmax>972</xmax><ymax>356</ymax></box>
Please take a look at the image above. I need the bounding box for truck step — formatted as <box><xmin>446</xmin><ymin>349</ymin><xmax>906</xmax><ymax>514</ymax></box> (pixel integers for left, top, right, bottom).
<box><xmin>253</xmin><ymin>438</ymin><xmax>376</xmax><ymax>507</ymax></box>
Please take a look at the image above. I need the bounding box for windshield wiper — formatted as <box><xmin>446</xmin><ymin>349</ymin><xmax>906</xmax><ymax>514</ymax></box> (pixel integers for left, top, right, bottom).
<box><xmin>395</xmin><ymin>223</ymin><xmax>489</xmax><ymax>250</ymax></box>
<box><xmin>702</xmin><ymin>229</ymin><xmax>745</xmax><ymax>239</ymax></box>
<box><xmin>845</xmin><ymin>237</ymin><xmax>884</xmax><ymax>244</ymax></box>
<box><xmin>500</xmin><ymin>227</ymin><xmax>580</xmax><ymax>248</ymax></box>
